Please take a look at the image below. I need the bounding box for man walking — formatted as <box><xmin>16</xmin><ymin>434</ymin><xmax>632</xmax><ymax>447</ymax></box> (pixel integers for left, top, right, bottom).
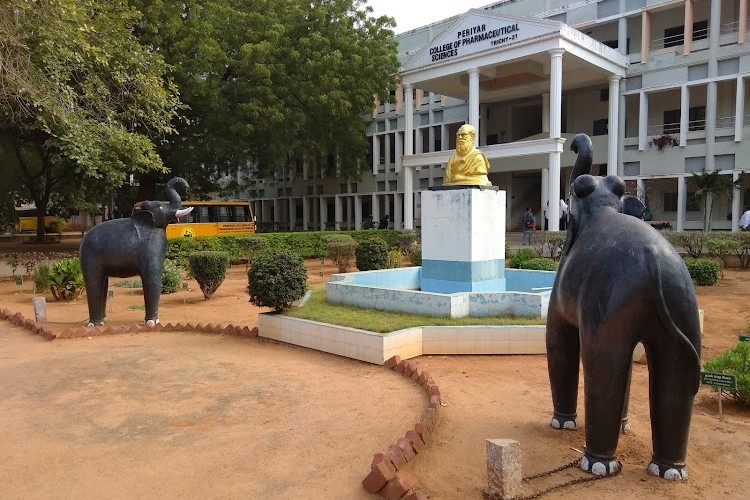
<box><xmin>522</xmin><ymin>207</ymin><xmax>535</xmax><ymax>245</ymax></box>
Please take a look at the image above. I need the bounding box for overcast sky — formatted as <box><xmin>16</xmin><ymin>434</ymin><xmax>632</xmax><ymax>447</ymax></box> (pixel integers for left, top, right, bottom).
<box><xmin>366</xmin><ymin>0</ymin><xmax>495</xmax><ymax>34</ymax></box>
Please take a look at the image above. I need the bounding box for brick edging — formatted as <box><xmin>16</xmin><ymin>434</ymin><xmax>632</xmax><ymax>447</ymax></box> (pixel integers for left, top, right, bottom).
<box><xmin>362</xmin><ymin>355</ymin><xmax>440</xmax><ymax>500</ymax></box>
<box><xmin>0</xmin><ymin>307</ymin><xmax>258</xmax><ymax>340</ymax></box>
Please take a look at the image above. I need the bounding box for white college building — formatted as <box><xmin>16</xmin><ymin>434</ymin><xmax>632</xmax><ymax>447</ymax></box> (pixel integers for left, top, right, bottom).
<box><xmin>248</xmin><ymin>0</ymin><xmax>750</xmax><ymax>233</ymax></box>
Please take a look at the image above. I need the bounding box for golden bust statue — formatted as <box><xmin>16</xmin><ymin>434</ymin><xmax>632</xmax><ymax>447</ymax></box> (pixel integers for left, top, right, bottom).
<box><xmin>444</xmin><ymin>124</ymin><xmax>491</xmax><ymax>186</ymax></box>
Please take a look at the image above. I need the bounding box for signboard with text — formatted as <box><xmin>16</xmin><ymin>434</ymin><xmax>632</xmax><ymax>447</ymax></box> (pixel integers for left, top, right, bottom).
<box><xmin>700</xmin><ymin>372</ymin><xmax>737</xmax><ymax>390</ymax></box>
<box><xmin>409</xmin><ymin>14</ymin><xmax>558</xmax><ymax>69</ymax></box>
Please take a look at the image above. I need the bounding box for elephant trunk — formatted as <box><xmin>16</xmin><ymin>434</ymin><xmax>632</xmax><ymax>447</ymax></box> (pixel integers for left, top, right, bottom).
<box><xmin>569</xmin><ymin>134</ymin><xmax>593</xmax><ymax>186</ymax></box>
<box><xmin>166</xmin><ymin>177</ymin><xmax>189</xmax><ymax>209</ymax></box>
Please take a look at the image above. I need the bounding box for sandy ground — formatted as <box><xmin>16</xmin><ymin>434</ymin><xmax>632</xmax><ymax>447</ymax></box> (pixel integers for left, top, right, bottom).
<box><xmin>1</xmin><ymin>253</ymin><xmax>749</xmax><ymax>499</ymax></box>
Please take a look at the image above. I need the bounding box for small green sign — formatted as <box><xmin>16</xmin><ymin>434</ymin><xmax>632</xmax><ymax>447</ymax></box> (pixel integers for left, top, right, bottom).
<box><xmin>701</xmin><ymin>372</ymin><xmax>737</xmax><ymax>390</ymax></box>
<box><xmin>182</xmin><ymin>282</ymin><xmax>189</xmax><ymax>291</ymax></box>
<box><xmin>739</xmin><ymin>335</ymin><xmax>750</xmax><ymax>343</ymax></box>
<box><xmin>15</xmin><ymin>275</ymin><xmax>22</xmax><ymax>286</ymax></box>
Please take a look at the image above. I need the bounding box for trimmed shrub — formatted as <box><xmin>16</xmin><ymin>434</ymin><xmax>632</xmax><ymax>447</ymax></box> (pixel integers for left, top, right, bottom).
<box><xmin>663</xmin><ymin>231</ymin><xmax>710</xmax><ymax>258</ymax></box>
<box><xmin>520</xmin><ymin>257</ymin><xmax>558</xmax><ymax>271</ymax></box>
<box><xmin>685</xmin><ymin>257</ymin><xmax>720</xmax><ymax>286</ymax></box>
<box><xmin>50</xmin><ymin>257</ymin><xmax>84</xmax><ymax>301</ymax></box>
<box><xmin>161</xmin><ymin>259</ymin><xmax>181</xmax><ymax>294</ymax></box>
<box><xmin>188</xmin><ymin>251</ymin><xmax>229</xmax><ymax>300</ymax></box>
<box><xmin>408</xmin><ymin>245</ymin><xmax>422</xmax><ymax>266</ymax></box>
<box><xmin>732</xmin><ymin>232</ymin><xmax>750</xmax><ymax>269</ymax></box>
<box><xmin>247</xmin><ymin>248</ymin><xmax>307</xmax><ymax>312</ymax></box>
<box><xmin>33</xmin><ymin>263</ymin><xmax>52</xmax><ymax>293</ymax></box>
<box><xmin>509</xmin><ymin>248</ymin><xmax>535</xmax><ymax>269</ymax></box>
<box><xmin>326</xmin><ymin>235</ymin><xmax>357</xmax><ymax>273</ymax></box>
<box><xmin>355</xmin><ymin>237</ymin><xmax>389</xmax><ymax>271</ymax></box>
<box><xmin>703</xmin><ymin>342</ymin><xmax>750</xmax><ymax>406</ymax></box>
<box><xmin>237</xmin><ymin>236</ymin><xmax>270</xmax><ymax>269</ymax></box>
<box><xmin>396</xmin><ymin>229</ymin><xmax>418</xmax><ymax>254</ymax></box>
<box><xmin>387</xmin><ymin>249</ymin><xmax>403</xmax><ymax>269</ymax></box>
<box><xmin>706</xmin><ymin>237</ymin><xmax>739</xmax><ymax>275</ymax></box>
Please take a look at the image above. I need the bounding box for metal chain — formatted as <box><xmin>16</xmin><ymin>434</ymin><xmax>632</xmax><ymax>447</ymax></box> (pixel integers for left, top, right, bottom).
<box><xmin>522</xmin><ymin>457</ymin><xmax>581</xmax><ymax>482</ymax></box>
<box><xmin>483</xmin><ymin>459</ymin><xmax>623</xmax><ymax>500</ymax></box>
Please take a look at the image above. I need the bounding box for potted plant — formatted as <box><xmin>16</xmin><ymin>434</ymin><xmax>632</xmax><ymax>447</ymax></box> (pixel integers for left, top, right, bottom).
<box><xmin>648</xmin><ymin>134</ymin><xmax>678</xmax><ymax>152</ymax></box>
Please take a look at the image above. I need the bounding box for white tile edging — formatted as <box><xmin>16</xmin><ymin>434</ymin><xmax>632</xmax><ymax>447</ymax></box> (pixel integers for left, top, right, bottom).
<box><xmin>258</xmin><ymin>313</ymin><xmax>547</xmax><ymax>365</ymax></box>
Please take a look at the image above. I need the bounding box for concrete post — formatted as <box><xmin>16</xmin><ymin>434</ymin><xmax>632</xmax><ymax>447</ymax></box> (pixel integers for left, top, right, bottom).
<box><xmin>486</xmin><ymin>439</ymin><xmax>522</xmax><ymax>500</ymax></box>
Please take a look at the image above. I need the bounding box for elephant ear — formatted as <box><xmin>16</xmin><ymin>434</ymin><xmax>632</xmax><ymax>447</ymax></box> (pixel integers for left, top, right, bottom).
<box><xmin>621</xmin><ymin>195</ymin><xmax>646</xmax><ymax>219</ymax></box>
<box><xmin>131</xmin><ymin>210</ymin><xmax>157</xmax><ymax>240</ymax></box>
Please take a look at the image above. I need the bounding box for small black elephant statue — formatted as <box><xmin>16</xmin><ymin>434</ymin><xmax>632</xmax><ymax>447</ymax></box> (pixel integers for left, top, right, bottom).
<box><xmin>546</xmin><ymin>134</ymin><xmax>701</xmax><ymax>480</ymax></box>
<box><xmin>80</xmin><ymin>177</ymin><xmax>193</xmax><ymax>326</ymax></box>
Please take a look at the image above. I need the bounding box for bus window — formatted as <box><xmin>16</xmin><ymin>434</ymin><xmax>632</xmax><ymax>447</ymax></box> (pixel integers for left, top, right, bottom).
<box><xmin>216</xmin><ymin>205</ymin><xmax>231</xmax><ymax>222</ymax></box>
<box><xmin>232</xmin><ymin>205</ymin><xmax>250</xmax><ymax>222</ymax></box>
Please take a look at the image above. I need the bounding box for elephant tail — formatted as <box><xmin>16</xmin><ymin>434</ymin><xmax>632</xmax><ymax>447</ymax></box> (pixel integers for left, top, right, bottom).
<box><xmin>648</xmin><ymin>251</ymin><xmax>702</xmax><ymax>394</ymax></box>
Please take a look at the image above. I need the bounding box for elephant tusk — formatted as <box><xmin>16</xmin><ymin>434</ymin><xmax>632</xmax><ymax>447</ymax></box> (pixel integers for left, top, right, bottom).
<box><xmin>175</xmin><ymin>207</ymin><xmax>194</xmax><ymax>220</ymax></box>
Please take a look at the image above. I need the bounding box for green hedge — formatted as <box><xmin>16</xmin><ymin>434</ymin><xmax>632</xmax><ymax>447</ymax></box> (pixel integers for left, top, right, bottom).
<box><xmin>520</xmin><ymin>257</ymin><xmax>558</xmax><ymax>271</ymax></box>
<box><xmin>166</xmin><ymin>230</ymin><xmax>405</xmax><ymax>265</ymax></box>
<box><xmin>684</xmin><ymin>258</ymin><xmax>720</xmax><ymax>286</ymax></box>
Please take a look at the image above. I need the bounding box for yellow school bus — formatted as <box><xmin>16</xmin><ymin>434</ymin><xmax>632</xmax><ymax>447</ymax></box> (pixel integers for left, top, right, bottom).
<box><xmin>165</xmin><ymin>200</ymin><xmax>255</xmax><ymax>238</ymax></box>
<box><xmin>14</xmin><ymin>206</ymin><xmax>57</xmax><ymax>233</ymax></box>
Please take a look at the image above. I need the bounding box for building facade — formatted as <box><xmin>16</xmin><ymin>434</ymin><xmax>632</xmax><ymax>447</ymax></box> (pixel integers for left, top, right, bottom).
<box><xmin>248</xmin><ymin>0</ymin><xmax>750</xmax><ymax>233</ymax></box>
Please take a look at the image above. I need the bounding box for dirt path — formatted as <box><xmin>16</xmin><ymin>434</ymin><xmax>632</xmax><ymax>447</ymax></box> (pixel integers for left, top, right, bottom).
<box><xmin>0</xmin><ymin>260</ymin><xmax>749</xmax><ymax>499</ymax></box>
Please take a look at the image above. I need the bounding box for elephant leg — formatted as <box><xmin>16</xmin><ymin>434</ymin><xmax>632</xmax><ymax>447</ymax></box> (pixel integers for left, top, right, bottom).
<box><xmin>141</xmin><ymin>269</ymin><xmax>162</xmax><ymax>325</ymax></box>
<box><xmin>579</xmin><ymin>324</ymin><xmax>632</xmax><ymax>476</ymax></box>
<box><xmin>546</xmin><ymin>314</ymin><xmax>580</xmax><ymax>430</ymax></box>
<box><xmin>83</xmin><ymin>267</ymin><xmax>106</xmax><ymax>326</ymax></box>
<box><xmin>99</xmin><ymin>276</ymin><xmax>109</xmax><ymax>323</ymax></box>
<box><xmin>645</xmin><ymin>340</ymin><xmax>697</xmax><ymax>480</ymax></box>
<box><xmin>621</xmin><ymin>363</ymin><xmax>633</xmax><ymax>433</ymax></box>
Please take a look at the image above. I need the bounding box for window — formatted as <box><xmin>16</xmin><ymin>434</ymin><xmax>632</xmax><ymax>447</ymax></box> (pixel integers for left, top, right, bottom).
<box><xmin>593</xmin><ymin>118</ymin><xmax>608</xmax><ymax>136</ymax></box>
<box><xmin>377</xmin><ymin>181</ymin><xmax>386</xmax><ymax>191</ymax></box>
<box><xmin>664</xmin><ymin>192</ymin><xmax>700</xmax><ymax>212</ymax></box>
<box><xmin>662</xmin><ymin>106</ymin><xmax>705</xmax><ymax>133</ymax></box>
<box><xmin>389</xmin><ymin>180</ymin><xmax>397</xmax><ymax>191</ymax></box>
<box><xmin>486</xmin><ymin>134</ymin><xmax>499</xmax><ymax>145</ymax></box>
<box><xmin>664</xmin><ymin>21</ymin><xmax>708</xmax><ymax>48</ymax></box>
<box><xmin>663</xmin><ymin>109</ymin><xmax>680</xmax><ymax>134</ymax></box>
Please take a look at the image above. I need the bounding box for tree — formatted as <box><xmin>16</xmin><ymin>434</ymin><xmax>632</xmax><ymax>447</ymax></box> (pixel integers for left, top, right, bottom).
<box><xmin>130</xmin><ymin>0</ymin><xmax>399</xmax><ymax>196</ymax></box>
<box><xmin>689</xmin><ymin>169</ymin><xmax>743</xmax><ymax>232</ymax></box>
<box><xmin>0</xmin><ymin>0</ymin><xmax>181</xmax><ymax>240</ymax></box>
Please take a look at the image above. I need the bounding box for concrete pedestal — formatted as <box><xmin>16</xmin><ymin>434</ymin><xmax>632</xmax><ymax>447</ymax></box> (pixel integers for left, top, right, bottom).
<box><xmin>420</xmin><ymin>187</ymin><xmax>506</xmax><ymax>293</ymax></box>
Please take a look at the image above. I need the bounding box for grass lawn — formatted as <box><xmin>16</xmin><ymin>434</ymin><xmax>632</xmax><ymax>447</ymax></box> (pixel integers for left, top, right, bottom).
<box><xmin>281</xmin><ymin>283</ymin><xmax>545</xmax><ymax>333</ymax></box>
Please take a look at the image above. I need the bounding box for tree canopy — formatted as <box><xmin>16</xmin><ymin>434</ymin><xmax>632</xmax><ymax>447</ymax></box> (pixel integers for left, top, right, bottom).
<box><xmin>130</xmin><ymin>0</ymin><xmax>399</xmax><ymax>196</ymax></box>
<box><xmin>0</xmin><ymin>0</ymin><xmax>181</xmax><ymax>238</ymax></box>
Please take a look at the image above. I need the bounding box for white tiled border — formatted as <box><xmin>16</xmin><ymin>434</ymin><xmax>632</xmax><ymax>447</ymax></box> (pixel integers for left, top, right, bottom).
<box><xmin>258</xmin><ymin>313</ymin><xmax>546</xmax><ymax>365</ymax></box>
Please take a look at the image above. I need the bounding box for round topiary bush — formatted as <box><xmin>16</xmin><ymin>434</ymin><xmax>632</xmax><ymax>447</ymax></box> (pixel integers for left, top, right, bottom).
<box><xmin>519</xmin><ymin>257</ymin><xmax>558</xmax><ymax>271</ymax></box>
<box><xmin>247</xmin><ymin>248</ymin><xmax>307</xmax><ymax>312</ymax></box>
<box><xmin>161</xmin><ymin>259</ymin><xmax>181</xmax><ymax>294</ymax></box>
<box><xmin>355</xmin><ymin>237</ymin><xmax>388</xmax><ymax>271</ymax></box>
<box><xmin>188</xmin><ymin>251</ymin><xmax>229</xmax><ymax>300</ymax></box>
<box><xmin>685</xmin><ymin>257</ymin><xmax>720</xmax><ymax>286</ymax></box>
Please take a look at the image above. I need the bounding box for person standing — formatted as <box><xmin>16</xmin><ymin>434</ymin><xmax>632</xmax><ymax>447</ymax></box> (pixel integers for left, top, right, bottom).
<box><xmin>378</xmin><ymin>214</ymin><xmax>390</xmax><ymax>229</ymax></box>
<box><xmin>522</xmin><ymin>206</ymin><xmax>535</xmax><ymax>245</ymax></box>
<box><xmin>543</xmin><ymin>201</ymin><xmax>549</xmax><ymax>231</ymax></box>
<box><xmin>740</xmin><ymin>205</ymin><xmax>750</xmax><ymax>230</ymax></box>
<box><xmin>559</xmin><ymin>198</ymin><xmax>568</xmax><ymax>230</ymax></box>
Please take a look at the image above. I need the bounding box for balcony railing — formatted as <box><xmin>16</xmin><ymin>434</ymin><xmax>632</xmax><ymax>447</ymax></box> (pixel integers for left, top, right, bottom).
<box><xmin>649</xmin><ymin>27</ymin><xmax>709</xmax><ymax>51</ymax></box>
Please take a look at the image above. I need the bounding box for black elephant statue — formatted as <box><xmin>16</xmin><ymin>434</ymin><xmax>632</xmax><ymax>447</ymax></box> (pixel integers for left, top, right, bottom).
<box><xmin>80</xmin><ymin>177</ymin><xmax>193</xmax><ymax>326</ymax></box>
<box><xmin>546</xmin><ymin>134</ymin><xmax>701</xmax><ymax>480</ymax></box>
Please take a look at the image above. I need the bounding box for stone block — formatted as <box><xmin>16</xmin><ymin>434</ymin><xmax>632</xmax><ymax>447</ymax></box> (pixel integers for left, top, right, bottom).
<box><xmin>410</xmin><ymin>366</ymin><xmax>423</xmax><ymax>381</ymax></box>
<box><xmin>386</xmin><ymin>444</ymin><xmax>407</xmax><ymax>470</ymax></box>
<box><xmin>486</xmin><ymin>439</ymin><xmax>522</xmax><ymax>500</ymax></box>
<box><xmin>397</xmin><ymin>437</ymin><xmax>417</xmax><ymax>462</ymax></box>
<box><xmin>249</xmin><ymin>327</ymin><xmax>259</xmax><ymax>337</ymax></box>
<box><xmin>385</xmin><ymin>355</ymin><xmax>401</xmax><ymax>369</ymax></box>
<box><xmin>414</xmin><ymin>422</ymin><xmax>431</xmax><ymax>444</ymax></box>
<box><xmin>405</xmin><ymin>430</ymin><xmax>425</xmax><ymax>453</ymax></box>
<box><xmin>371</xmin><ymin>453</ymin><xmax>387</xmax><ymax>469</ymax></box>
<box><xmin>402</xmin><ymin>361</ymin><xmax>415</xmax><ymax>377</ymax></box>
<box><xmin>32</xmin><ymin>297</ymin><xmax>47</xmax><ymax>323</ymax></box>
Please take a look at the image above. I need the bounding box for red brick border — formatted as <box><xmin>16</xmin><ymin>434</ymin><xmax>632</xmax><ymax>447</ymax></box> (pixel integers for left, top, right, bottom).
<box><xmin>362</xmin><ymin>355</ymin><xmax>441</xmax><ymax>499</ymax></box>
<box><xmin>0</xmin><ymin>307</ymin><xmax>258</xmax><ymax>341</ymax></box>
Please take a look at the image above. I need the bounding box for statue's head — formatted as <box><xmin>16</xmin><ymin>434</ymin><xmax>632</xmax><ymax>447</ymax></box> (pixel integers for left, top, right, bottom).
<box><xmin>456</xmin><ymin>124</ymin><xmax>476</xmax><ymax>156</ymax></box>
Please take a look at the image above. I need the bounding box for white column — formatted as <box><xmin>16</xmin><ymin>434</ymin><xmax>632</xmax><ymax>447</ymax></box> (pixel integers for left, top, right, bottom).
<box><xmin>395</xmin><ymin>131</ymin><xmax>402</xmax><ymax>172</ymax></box>
<box><xmin>638</xmin><ymin>91</ymin><xmax>648</xmax><ymax>151</ymax></box>
<box><xmin>288</xmin><ymin>199</ymin><xmax>295</xmax><ymax>231</ymax></box>
<box><xmin>320</xmin><ymin>197</ymin><xmax>328</xmax><ymax>231</ymax></box>
<box><xmin>302</xmin><ymin>196</ymin><xmax>309</xmax><ymax>231</ymax></box>
<box><xmin>709</xmin><ymin>0</ymin><xmax>721</xmax><ymax>76</ymax></box>
<box><xmin>335</xmin><ymin>195</ymin><xmax>342</xmax><ymax>231</ymax></box>
<box><xmin>394</xmin><ymin>193</ymin><xmax>403</xmax><ymax>230</ymax></box>
<box><xmin>618</xmin><ymin>16</ymin><xmax>628</xmax><ymax>56</ymax></box>
<box><xmin>680</xmin><ymin>85</ymin><xmax>690</xmax><ymax>146</ymax></box>
<box><xmin>354</xmin><ymin>195</ymin><xmax>362</xmax><ymax>230</ymax></box>
<box><xmin>415</xmin><ymin>126</ymin><xmax>423</xmax><ymax>154</ymax></box>
<box><xmin>641</xmin><ymin>11</ymin><xmax>651</xmax><ymax>63</ymax></box>
<box><xmin>404</xmin><ymin>83</ymin><xmax>415</xmax><ymax>229</ymax></box>
<box><xmin>441</xmin><ymin>124</ymin><xmax>449</xmax><ymax>151</ymax></box>
<box><xmin>372</xmin><ymin>134</ymin><xmax>379</xmax><ymax>175</ymax></box>
<box><xmin>428</xmin><ymin>126</ymin><xmax>436</xmax><ymax>152</ymax></box>
<box><xmin>371</xmin><ymin>193</ymin><xmax>379</xmax><ymax>224</ymax></box>
<box><xmin>384</xmin><ymin>133</ymin><xmax>392</xmax><ymax>172</ymax></box>
<box><xmin>733</xmin><ymin>171</ymin><xmax>742</xmax><ymax>232</ymax></box>
<box><xmin>541</xmin><ymin>167</ymin><xmax>549</xmax><ymax>229</ymax></box>
<box><xmin>706</xmin><ymin>81</ymin><xmax>717</xmax><ymax>170</ymax></box>
<box><xmin>542</xmin><ymin>92</ymin><xmax>550</xmax><ymax>134</ymax></box>
<box><xmin>548</xmin><ymin>49</ymin><xmax>564</xmax><ymax>231</ymax></box>
<box><xmin>618</xmin><ymin>79</ymin><xmax>626</xmax><ymax>174</ymax></box>
<box><xmin>607</xmin><ymin>76</ymin><xmax>621</xmax><ymax>176</ymax></box>
<box><xmin>677</xmin><ymin>176</ymin><xmax>686</xmax><ymax>231</ymax></box>
<box><xmin>468</xmin><ymin>68</ymin><xmax>480</xmax><ymax>144</ymax></box>
<box><xmin>637</xmin><ymin>178</ymin><xmax>645</xmax><ymax>201</ymax></box>
<box><xmin>735</xmin><ymin>76</ymin><xmax>745</xmax><ymax>142</ymax></box>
